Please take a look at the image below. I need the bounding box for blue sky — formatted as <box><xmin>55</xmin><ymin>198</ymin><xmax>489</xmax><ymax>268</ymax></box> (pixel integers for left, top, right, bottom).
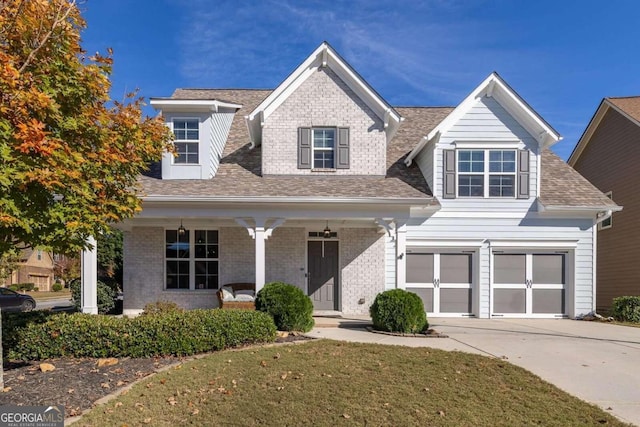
<box><xmin>81</xmin><ymin>0</ymin><xmax>640</xmax><ymax>160</ymax></box>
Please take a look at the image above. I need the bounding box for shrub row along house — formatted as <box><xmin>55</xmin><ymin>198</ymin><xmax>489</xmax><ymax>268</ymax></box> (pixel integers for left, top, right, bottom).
<box><xmin>80</xmin><ymin>42</ymin><xmax>618</xmax><ymax>318</ymax></box>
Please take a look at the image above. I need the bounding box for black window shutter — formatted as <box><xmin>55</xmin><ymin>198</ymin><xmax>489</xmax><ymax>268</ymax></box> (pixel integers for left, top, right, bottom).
<box><xmin>443</xmin><ymin>149</ymin><xmax>456</xmax><ymax>199</ymax></box>
<box><xmin>517</xmin><ymin>149</ymin><xmax>530</xmax><ymax>199</ymax></box>
<box><xmin>298</xmin><ymin>127</ymin><xmax>312</xmax><ymax>169</ymax></box>
<box><xmin>336</xmin><ymin>127</ymin><xmax>350</xmax><ymax>169</ymax></box>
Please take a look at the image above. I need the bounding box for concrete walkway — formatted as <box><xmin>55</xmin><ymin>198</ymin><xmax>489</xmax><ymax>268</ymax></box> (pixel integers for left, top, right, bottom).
<box><xmin>308</xmin><ymin>317</ymin><xmax>640</xmax><ymax>426</ymax></box>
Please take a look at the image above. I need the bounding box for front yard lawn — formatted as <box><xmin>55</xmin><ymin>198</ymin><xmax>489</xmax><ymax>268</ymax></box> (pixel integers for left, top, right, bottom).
<box><xmin>76</xmin><ymin>340</ymin><xmax>627</xmax><ymax>426</ymax></box>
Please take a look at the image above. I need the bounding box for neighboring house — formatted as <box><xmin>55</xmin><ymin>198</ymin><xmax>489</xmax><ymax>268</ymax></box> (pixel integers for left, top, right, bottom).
<box><xmin>569</xmin><ymin>97</ymin><xmax>639</xmax><ymax>312</ymax></box>
<box><xmin>3</xmin><ymin>248</ymin><xmax>55</xmax><ymax>291</ymax></box>
<box><xmin>114</xmin><ymin>42</ymin><xmax>617</xmax><ymax>318</ymax></box>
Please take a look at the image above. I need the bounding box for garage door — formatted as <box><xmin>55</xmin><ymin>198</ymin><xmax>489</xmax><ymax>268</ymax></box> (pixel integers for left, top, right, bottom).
<box><xmin>492</xmin><ymin>253</ymin><xmax>567</xmax><ymax>318</ymax></box>
<box><xmin>406</xmin><ymin>250</ymin><xmax>474</xmax><ymax>317</ymax></box>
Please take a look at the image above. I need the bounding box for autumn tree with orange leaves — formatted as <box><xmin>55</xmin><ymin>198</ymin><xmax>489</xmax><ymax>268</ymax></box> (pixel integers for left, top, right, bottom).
<box><xmin>0</xmin><ymin>0</ymin><xmax>172</xmax><ymax>257</ymax></box>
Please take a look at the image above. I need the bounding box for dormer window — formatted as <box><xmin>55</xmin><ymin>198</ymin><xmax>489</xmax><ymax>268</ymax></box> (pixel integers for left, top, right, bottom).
<box><xmin>173</xmin><ymin>119</ymin><xmax>199</xmax><ymax>164</ymax></box>
<box><xmin>443</xmin><ymin>148</ymin><xmax>529</xmax><ymax>199</ymax></box>
<box><xmin>457</xmin><ymin>149</ymin><xmax>516</xmax><ymax>197</ymax></box>
<box><xmin>313</xmin><ymin>128</ymin><xmax>336</xmax><ymax>169</ymax></box>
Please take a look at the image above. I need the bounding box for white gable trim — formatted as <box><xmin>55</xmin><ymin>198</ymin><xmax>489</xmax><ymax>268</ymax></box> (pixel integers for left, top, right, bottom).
<box><xmin>568</xmin><ymin>99</ymin><xmax>640</xmax><ymax>166</ymax></box>
<box><xmin>150</xmin><ymin>99</ymin><xmax>242</xmax><ymax>113</ymax></box>
<box><xmin>246</xmin><ymin>42</ymin><xmax>402</xmax><ymax>148</ymax></box>
<box><xmin>405</xmin><ymin>72</ymin><xmax>561</xmax><ymax>166</ymax></box>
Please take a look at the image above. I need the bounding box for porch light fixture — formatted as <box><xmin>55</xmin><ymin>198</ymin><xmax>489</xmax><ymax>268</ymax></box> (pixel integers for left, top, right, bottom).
<box><xmin>178</xmin><ymin>220</ymin><xmax>186</xmax><ymax>236</ymax></box>
<box><xmin>323</xmin><ymin>221</ymin><xmax>332</xmax><ymax>239</ymax></box>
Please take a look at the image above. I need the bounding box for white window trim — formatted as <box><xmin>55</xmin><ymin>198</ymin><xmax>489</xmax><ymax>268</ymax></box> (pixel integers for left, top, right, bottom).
<box><xmin>456</xmin><ymin>148</ymin><xmax>517</xmax><ymax>198</ymax></box>
<box><xmin>599</xmin><ymin>191</ymin><xmax>613</xmax><ymax>230</ymax></box>
<box><xmin>171</xmin><ymin>118</ymin><xmax>200</xmax><ymax>165</ymax></box>
<box><xmin>164</xmin><ymin>228</ymin><xmax>219</xmax><ymax>291</ymax></box>
<box><xmin>311</xmin><ymin>127</ymin><xmax>336</xmax><ymax>169</ymax></box>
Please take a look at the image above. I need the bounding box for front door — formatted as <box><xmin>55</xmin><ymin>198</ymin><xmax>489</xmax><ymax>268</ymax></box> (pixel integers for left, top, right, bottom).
<box><xmin>308</xmin><ymin>241</ymin><xmax>339</xmax><ymax>310</ymax></box>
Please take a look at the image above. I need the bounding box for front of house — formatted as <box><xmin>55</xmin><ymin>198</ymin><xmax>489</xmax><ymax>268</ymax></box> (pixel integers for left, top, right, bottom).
<box><xmin>114</xmin><ymin>42</ymin><xmax>617</xmax><ymax>319</ymax></box>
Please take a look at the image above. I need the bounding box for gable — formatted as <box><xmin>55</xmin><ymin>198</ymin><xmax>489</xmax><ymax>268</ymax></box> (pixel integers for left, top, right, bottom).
<box><xmin>246</xmin><ymin>42</ymin><xmax>402</xmax><ymax>148</ymax></box>
<box><xmin>261</xmin><ymin>67</ymin><xmax>387</xmax><ymax>175</ymax></box>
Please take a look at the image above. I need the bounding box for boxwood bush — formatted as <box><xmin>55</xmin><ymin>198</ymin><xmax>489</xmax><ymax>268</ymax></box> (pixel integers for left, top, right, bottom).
<box><xmin>611</xmin><ymin>296</ymin><xmax>640</xmax><ymax>323</ymax></box>
<box><xmin>52</xmin><ymin>283</ymin><xmax>63</xmax><ymax>292</ymax></box>
<box><xmin>256</xmin><ymin>282</ymin><xmax>314</xmax><ymax>332</ymax></box>
<box><xmin>370</xmin><ymin>289</ymin><xmax>428</xmax><ymax>333</ymax></box>
<box><xmin>69</xmin><ymin>278</ymin><xmax>116</xmax><ymax>314</ymax></box>
<box><xmin>9</xmin><ymin>309</ymin><xmax>277</xmax><ymax>360</ymax></box>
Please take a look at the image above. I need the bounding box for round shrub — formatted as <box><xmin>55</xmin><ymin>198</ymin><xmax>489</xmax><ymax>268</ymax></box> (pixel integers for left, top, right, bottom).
<box><xmin>70</xmin><ymin>278</ymin><xmax>116</xmax><ymax>314</ymax></box>
<box><xmin>52</xmin><ymin>283</ymin><xmax>63</xmax><ymax>292</ymax></box>
<box><xmin>255</xmin><ymin>282</ymin><xmax>314</xmax><ymax>332</ymax></box>
<box><xmin>611</xmin><ymin>296</ymin><xmax>640</xmax><ymax>323</ymax></box>
<box><xmin>370</xmin><ymin>289</ymin><xmax>428</xmax><ymax>333</ymax></box>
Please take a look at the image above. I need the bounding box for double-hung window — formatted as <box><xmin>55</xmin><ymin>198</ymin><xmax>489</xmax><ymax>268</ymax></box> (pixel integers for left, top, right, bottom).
<box><xmin>457</xmin><ymin>149</ymin><xmax>516</xmax><ymax>197</ymax></box>
<box><xmin>172</xmin><ymin>119</ymin><xmax>199</xmax><ymax>164</ymax></box>
<box><xmin>312</xmin><ymin>128</ymin><xmax>336</xmax><ymax>169</ymax></box>
<box><xmin>166</xmin><ymin>229</ymin><xmax>219</xmax><ymax>290</ymax></box>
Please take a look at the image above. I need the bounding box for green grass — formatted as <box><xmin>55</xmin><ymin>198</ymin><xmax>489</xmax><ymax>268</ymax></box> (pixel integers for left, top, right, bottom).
<box><xmin>76</xmin><ymin>340</ymin><xmax>628</xmax><ymax>427</ymax></box>
<box><xmin>26</xmin><ymin>289</ymin><xmax>71</xmax><ymax>301</ymax></box>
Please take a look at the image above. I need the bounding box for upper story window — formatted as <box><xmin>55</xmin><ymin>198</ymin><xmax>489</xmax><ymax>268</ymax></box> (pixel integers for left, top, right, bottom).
<box><xmin>313</xmin><ymin>128</ymin><xmax>336</xmax><ymax>169</ymax></box>
<box><xmin>172</xmin><ymin>119</ymin><xmax>199</xmax><ymax>164</ymax></box>
<box><xmin>298</xmin><ymin>127</ymin><xmax>350</xmax><ymax>170</ymax></box>
<box><xmin>457</xmin><ymin>149</ymin><xmax>516</xmax><ymax>197</ymax></box>
<box><xmin>599</xmin><ymin>191</ymin><xmax>613</xmax><ymax>230</ymax></box>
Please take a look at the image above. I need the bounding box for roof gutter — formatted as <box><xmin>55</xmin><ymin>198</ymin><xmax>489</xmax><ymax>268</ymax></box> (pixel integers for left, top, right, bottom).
<box><xmin>142</xmin><ymin>195</ymin><xmax>439</xmax><ymax>206</ymax></box>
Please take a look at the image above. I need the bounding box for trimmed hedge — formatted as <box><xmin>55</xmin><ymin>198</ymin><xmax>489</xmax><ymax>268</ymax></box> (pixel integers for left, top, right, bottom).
<box><xmin>141</xmin><ymin>301</ymin><xmax>183</xmax><ymax>316</ymax></box>
<box><xmin>9</xmin><ymin>309</ymin><xmax>277</xmax><ymax>360</ymax></box>
<box><xmin>370</xmin><ymin>289</ymin><xmax>428</xmax><ymax>334</ymax></box>
<box><xmin>11</xmin><ymin>283</ymin><xmax>35</xmax><ymax>292</ymax></box>
<box><xmin>52</xmin><ymin>283</ymin><xmax>63</xmax><ymax>292</ymax></box>
<box><xmin>2</xmin><ymin>311</ymin><xmax>63</xmax><ymax>355</ymax></box>
<box><xmin>611</xmin><ymin>296</ymin><xmax>640</xmax><ymax>323</ymax></box>
<box><xmin>256</xmin><ymin>282</ymin><xmax>314</xmax><ymax>332</ymax></box>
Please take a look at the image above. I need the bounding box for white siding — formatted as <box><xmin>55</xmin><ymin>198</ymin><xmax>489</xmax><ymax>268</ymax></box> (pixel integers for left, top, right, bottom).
<box><xmin>384</xmin><ymin>233</ymin><xmax>396</xmax><ymax>290</ymax></box>
<box><xmin>433</xmin><ymin>96</ymin><xmax>539</xmax><ymax>211</ymax></box>
<box><xmin>405</xmin><ymin>214</ymin><xmax>594</xmax><ymax>318</ymax></box>
<box><xmin>415</xmin><ymin>142</ymin><xmax>434</xmax><ymax>193</ymax></box>
<box><xmin>161</xmin><ymin>110</ymin><xmax>234</xmax><ymax>180</ymax></box>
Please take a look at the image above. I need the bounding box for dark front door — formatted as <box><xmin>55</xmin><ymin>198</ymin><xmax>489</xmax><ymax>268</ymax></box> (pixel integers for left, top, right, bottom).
<box><xmin>308</xmin><ymin>241</ymin><xmax>339</xmax><ymax>310</ymax></box>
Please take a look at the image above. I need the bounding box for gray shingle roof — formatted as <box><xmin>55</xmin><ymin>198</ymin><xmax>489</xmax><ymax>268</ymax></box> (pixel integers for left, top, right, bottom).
<box><xmin>140</xmin><ymin>89</ymin><xmax>613</xmax><ymax>209</ymax></box>
<box><xmin>539</xmin><ymin>149</ymin><xmax>618</xmax><ymax>208</ymax></box>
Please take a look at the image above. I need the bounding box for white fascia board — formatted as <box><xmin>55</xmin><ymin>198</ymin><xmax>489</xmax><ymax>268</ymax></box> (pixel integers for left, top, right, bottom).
<box><xmin>406</xmin><ymin>239</ymin><xmax>485</xmax><ymax>248</ymax></box>
<box><xmin>150</xmin><ymin>99</ymin><xmax>242</xmax><ymax>112</ymax></box>
<box><xmin>536</xmin><ymin>199</ymin><xmax>622</xmax><ymax>215</ymax></box>
<box><xmin>246</xmin><ymin>42</ymin><xmax>401</xmax><ymax>147</ymax></box>
<box><xmin>405</xmin><ymin>72</ymin><xmax>562</xmax><ymax>166</ymax></box>
<box><xmin>141</xmin><ymin>195</ymin><xmax>439</xmax><ymax>206</ymax></box>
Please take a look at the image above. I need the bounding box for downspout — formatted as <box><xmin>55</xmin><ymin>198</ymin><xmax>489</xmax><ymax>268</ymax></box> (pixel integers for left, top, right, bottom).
<box><xmin>591</xmin><ymin>210</ymin><xmax>612</xmax><ymax>313</ymax></box>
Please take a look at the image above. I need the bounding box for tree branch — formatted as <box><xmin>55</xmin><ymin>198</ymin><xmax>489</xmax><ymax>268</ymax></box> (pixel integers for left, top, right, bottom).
<box><xmin>17</xmin><ymin>0</ymin><xmax>76</xmax><ymax>74</ymax></box>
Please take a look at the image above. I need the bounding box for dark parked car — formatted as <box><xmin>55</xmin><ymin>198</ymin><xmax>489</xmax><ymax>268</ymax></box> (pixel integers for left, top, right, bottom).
<box><xmin>0</xmin><ymin>287</ymin><xmax>36</xmax><ymax>312</ymax></box>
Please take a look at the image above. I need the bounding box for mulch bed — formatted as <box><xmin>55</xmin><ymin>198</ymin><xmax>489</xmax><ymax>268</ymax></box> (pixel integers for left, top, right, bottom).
<box><xmin>0</xmin><ymin>334</ymin><xmax>312</xmax><ymax>418</ymax></box>
<box><xmin>366</xmin><ymin>326</ymin><xmax>449</xmax><ymax>338</ymax></box>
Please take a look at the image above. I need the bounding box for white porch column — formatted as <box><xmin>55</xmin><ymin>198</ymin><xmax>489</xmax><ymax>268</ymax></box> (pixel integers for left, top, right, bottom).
<box><xmin>81</xmin><ymin>235</ymin><xmax>98</xmax><ymax>314</ymax></box>
<box><xmin>235</xmin><ymin>218</ymin><xmax>285</xmax><ymax>294</ymax></box>
<box><xmin>395</xmin><ymin>221</ymin><xmax>407</xmax><ymax>290</ymax></box>
<box><xmin>255</xmin><ymin>225</ymin><xmax>266</xmax><ymax>292</ymax></box>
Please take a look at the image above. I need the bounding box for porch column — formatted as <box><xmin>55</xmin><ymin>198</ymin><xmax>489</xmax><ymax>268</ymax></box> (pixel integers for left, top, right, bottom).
<box><xmin>255</xmin><ymin>224</ymin><xmax>266</xmax><ymax>292</ymax></box>
<box><xmin>81</xmin><ymin>235</ymin><xmax>98</xmax><ymax>314</ymax></box>
<box><xmin>395</xmin><ymin>221</ymin><xmax>407</xmax><ymax>290</ymax></box>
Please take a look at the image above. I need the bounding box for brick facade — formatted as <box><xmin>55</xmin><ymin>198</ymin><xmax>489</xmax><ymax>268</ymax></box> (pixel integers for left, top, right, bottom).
<box><xmin>123</xmin><ymin>226</ymin><xmax>384</xmax><ymax>315</ymax></box>
<box><xmin>262</xmin><ymin>68</ymin><xmax>387</xmax><ymax>175</ymax></box>
<box><xmin>339</xmin><ymin>228</ymin><xmax>385</xmax><ymax>315</ymax></box>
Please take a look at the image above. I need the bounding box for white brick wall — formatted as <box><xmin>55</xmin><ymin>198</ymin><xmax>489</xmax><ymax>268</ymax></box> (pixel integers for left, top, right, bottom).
<box><xmin>123</xmin><ymin>226</ymin><xmax>385</xmax><ymax>315</ymax></box>
<box><xmin>266</xmin><ymin>227</ymin><xmax>306</xmax><ymax>290</ymax></box>
<box><xmin>340</xmin><ymin>228</ymin><xmax>385</xmax><ymax>315</ymax></box>
<box><xmin>262</xmin><ymin>68</ymin><xmax>387</xmax><ymax>175</ymax></box>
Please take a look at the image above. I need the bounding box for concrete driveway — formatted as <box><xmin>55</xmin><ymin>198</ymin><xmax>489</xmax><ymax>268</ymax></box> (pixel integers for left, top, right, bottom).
<box><xmin>307</xmin><ymin>318</ymin><xmax>640</xmax><ymax>426</ymax></box>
